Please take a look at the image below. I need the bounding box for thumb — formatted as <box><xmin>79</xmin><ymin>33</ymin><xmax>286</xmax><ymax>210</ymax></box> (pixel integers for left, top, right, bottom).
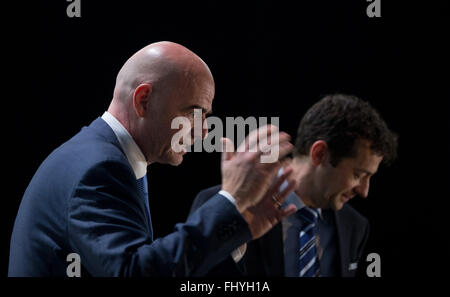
<box><xmin>221</xmin><ymin>137</ymin><xmax>235</xmax><ymax>162</ymax></box>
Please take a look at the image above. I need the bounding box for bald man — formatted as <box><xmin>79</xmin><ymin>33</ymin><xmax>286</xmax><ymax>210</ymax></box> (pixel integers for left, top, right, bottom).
<box><xmin>8</xmin><ymin>42</ymin><xmax>297</xmax><ymax>276</ymax></box>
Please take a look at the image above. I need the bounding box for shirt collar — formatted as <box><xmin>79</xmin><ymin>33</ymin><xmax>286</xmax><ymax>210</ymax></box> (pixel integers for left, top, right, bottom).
<box><xmin>101</xmin><ymin>111</ymin><xmax>147</xmax><ymax>179</ymax></box>
<box><xmin>284</xmin><ymin>191</ymin><xmax>323</xmax><ymax>219</ymax></box>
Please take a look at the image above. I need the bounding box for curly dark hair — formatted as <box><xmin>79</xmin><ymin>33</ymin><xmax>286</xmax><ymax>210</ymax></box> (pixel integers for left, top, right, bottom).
<box><xmin>294</xmin><ymin>94</ymin><xmax>398</xmax><ymax>166</ymax></box>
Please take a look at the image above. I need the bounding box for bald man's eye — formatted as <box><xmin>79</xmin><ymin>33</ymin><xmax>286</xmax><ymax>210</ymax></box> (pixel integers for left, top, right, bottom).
<box><xmin>193</xmin><ymin>110</ymin><xmax>204</xmax><ymax>119</ymax></box>
<box><xmin>186</xmin><ymin>111</ymin><xmax>195</xmax><ymax>119</ymax></box>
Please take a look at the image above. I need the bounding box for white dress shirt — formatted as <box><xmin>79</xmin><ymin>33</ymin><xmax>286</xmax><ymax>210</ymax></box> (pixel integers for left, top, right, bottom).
<box><xmin>101</xmin><ymin>112</ymin><xmax>147</xmax><ymax>179</ymax></box>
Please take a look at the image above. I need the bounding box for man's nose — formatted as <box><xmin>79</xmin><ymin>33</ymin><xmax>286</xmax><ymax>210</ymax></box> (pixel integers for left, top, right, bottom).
<box><xmin>356</xmin><ymin>177</ymin><xmax>370</xmax><ymax>198</ymax></box>
<box><xmin>191</xmin><ymin>116</ymin><xmax>208</xmax><ymax>141</ymax></box>
<box><xmin>201</xmin><ymin>117</ymin><xmax>208</xmax><ymax>140</ymax></box>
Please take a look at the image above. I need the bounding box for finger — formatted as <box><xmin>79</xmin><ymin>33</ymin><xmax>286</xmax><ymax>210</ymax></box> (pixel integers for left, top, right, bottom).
<box><xmin>259</xmin><ymin>159</ymin><xmax>285</xmax><ymax>183</ymax></box>
<box><xmin>275</xmin><ymin>172</ymin><xmax>297</xmax><ymax>205</ymax></box>
<box><xmin>267</xmin><ymin>166</ymin><xmax>293</xmax><ymax>197</ymax></box>
<box><xmin>278</xmin><ymin>204</ymin><xmax>297</xmax><ymax>220</ymax></box>
<box><xmin>275</xmin><ymin>140</ymin><xmax>294</xmax><ymax>161</ymax></box>
<box><xmin>238</xmin><ymin>124</ymin><xmax>278</xmax><ymax>153</ymax></box>
<box><xmin>281</xmin><ymin>156</ymin><xmax>293</xmax><ymax>168</ymax></box>
<box><xmin>221</xmin><ymin>137</ymin><xmax>235</xmax><ymax>162</ymax></box>
<box><xmin>257</xmin><ymin>132</ymin><xmax>290</xmax><ymax>155</ymax></box>
<box><xmin>256</xmin><ymin>133</ymin><xmax>293</xmax><ymax>164</ymax></box>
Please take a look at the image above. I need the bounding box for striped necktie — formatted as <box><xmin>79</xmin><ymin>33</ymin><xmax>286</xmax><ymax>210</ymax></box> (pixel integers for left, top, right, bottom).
<box><xmin>298</xmin><ymin>207</ymin><xmax>320</xmax><ymax>277</ymax></box>
<box><xmin>137</xmin><ymin>175</ymin><xmax>153</xmax><ymax>240</ymax></box>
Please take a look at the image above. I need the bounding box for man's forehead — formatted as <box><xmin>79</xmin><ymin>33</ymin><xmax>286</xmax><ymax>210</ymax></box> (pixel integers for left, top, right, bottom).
<box><xmin>185</xmin><ymin>82</ymin><xmax>214</xmax><ymax>111</ymax></box>
<box><xmin>337</xmin><ymin>140</ymin><xmax>383</xmax><ymax>172</ymax></box>
<box><xmin>182</xmin><ymin>94</ymin><xmax>213</xmax><ymax>113</ymax></box>
<box><xmin>348</xmin><ymin>150</ymin><xmax>383</xmax><ymax>174</ymax></box>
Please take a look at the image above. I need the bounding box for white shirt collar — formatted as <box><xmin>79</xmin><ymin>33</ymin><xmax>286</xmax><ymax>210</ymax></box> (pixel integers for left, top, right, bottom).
<box><xmin>101</xmin><ymin>111</ymin><xmax>147</xmax><ymax>179</ymax></box>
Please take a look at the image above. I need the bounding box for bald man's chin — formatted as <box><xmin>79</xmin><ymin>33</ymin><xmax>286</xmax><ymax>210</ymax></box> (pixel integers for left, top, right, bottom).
<box><xmin>167</xmin><ymin>151</ymin><xmax>185</xmax><ymax>166</ymax></box>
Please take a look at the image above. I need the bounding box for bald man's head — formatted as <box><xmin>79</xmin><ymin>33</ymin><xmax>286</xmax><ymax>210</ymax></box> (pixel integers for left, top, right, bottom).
<box><xmin>113</xmin><ymin>41</ymin><xmax>213</xmax><ymax>105</ymax></box>
<box><xmin>108</xmin><ymin>41</ymin><xmax>215</xmax><ymax>166</ymax></box>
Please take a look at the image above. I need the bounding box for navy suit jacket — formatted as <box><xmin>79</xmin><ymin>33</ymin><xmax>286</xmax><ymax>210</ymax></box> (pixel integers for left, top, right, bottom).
<box><xmin>8</xmin><ymin>118</ymin><xmax>251</xmax><ymax>276</ymax></box>
<box><xmin>190</xmin><ymin>185</ymin><xmax>370</xmax><ymax>277</ymax></box>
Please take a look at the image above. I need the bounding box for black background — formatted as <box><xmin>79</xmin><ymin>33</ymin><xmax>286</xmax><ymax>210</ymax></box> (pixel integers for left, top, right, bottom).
<box><xmin>3</xmin><ymin>0</ymin><xmax>449</xmax><ymax>284</ymax></box>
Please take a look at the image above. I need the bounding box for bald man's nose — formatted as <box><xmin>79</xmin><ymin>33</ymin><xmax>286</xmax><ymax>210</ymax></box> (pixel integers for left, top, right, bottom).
<box><xmin>202</xmin><ymin>117</ymin><xmax>208</xmax><ymax>140</ymax></box>
<box><xmin>190</xmin><ymin>117</ymin><xmax>208</xmax><ymax>141</ymax></box>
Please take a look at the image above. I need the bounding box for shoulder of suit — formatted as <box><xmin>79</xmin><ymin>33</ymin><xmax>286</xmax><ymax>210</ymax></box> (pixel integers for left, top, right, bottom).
<box><xmin>44</xmin><ymin>128</ymin><xmax>132</xmax><ymax>180</ymax></box>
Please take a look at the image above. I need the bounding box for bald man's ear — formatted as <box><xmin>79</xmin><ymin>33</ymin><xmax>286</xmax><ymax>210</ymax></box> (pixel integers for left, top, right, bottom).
<box><xmin>310</xmin><ymin>140</ymin><xmax>329</xmax><ymax>167</ymax></box>
<box><xmin>133</xmin><ymin>83</ymin><xmax>152</xmax><ymax>117</ymax></box>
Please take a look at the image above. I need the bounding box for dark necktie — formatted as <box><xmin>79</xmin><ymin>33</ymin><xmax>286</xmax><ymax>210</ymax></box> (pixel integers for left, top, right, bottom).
<box><xmin>136</xmin><ymin>175</ymin><xmax>153</xmax><ymax>240</ymax></box>
<box><xmin>298</xmin><ymin>207</ymin><xmax>320</xmax><ymax>277</ymax></box>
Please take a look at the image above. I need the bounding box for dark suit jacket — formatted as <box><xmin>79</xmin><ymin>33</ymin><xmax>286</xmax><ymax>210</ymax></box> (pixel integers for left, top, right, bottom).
<box><xmin>8</xmin><ymin>118</ymin><xmax>251</xmax><ymax>277</ymax></box>
<box><xmin>190</xmin><ymin>185</ymin><xmax>370</xmax><ymax>277</ymax></box>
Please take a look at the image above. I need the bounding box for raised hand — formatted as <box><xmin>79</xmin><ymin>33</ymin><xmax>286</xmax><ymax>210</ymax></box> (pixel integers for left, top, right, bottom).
<box><xmin>220</xmin><ymin>124</ymin><xmax>294</xmax><ymax>213</ymax></box>
<box><xmin>241</xmin><ymin>166</ymin><xmax>298</xmax><ymax>239</ymax></box>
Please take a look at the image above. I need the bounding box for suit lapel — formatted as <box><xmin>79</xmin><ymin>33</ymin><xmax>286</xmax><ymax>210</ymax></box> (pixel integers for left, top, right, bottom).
<box><xmin>334</xmin><ymin>209</ymin><xmax>351</xmax><ymax>277</ymax></box>
<box><xmin>258</xmin><ymin>223</ymin><xmax>285</xmax><ymax>276</ymax></box>
<box><xmin>255</xmin><ymin>206</ymin><xmax>355</xmax><ymax>277</ymax></box>
<box><xmin>89</xmin><ymin>117</ymin><xmax>153</xmax><ymax>235</ymax></box>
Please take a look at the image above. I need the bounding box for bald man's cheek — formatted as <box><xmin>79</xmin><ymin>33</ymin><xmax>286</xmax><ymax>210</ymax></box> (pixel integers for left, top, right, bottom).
<box><xmin>171</xmin><ymin>116</ymin><xmax>192</xmax><ymax>151</ymax></box>
<box><xmin>171</xmin><ymin>151</ymin><xmax>185</xmax><ymax>166</ymax></box>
